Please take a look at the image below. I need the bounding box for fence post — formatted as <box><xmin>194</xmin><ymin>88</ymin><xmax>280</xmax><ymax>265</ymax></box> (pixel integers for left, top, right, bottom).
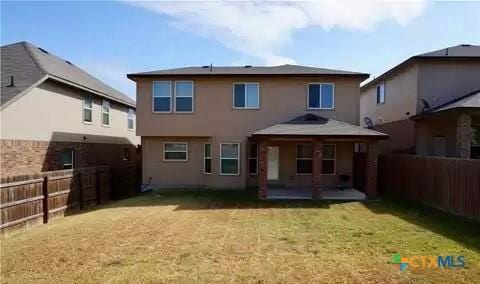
<box><xmin>96</xmin><ymin>170</ymin><xmax>101</xmax><ymax>205</ymax></box>
<box><xmin>42</xmin><ymin>176</ymin><xmax>49</xmax><ymax>224</ymax></box>
<box><xmin>78</xmin><ymin>171</ymin><xmax>84</xmax><ymax>210</ymax></box>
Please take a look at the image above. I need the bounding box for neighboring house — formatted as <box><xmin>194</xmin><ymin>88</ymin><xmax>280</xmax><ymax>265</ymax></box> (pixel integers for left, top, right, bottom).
<box><xmin>127</xmin><ymin>65</ymin><xmax>387</xmax><ymax>199</ymax></box>
<box><xmin>360</xmin><ymin>44</ymin><xmax>480</xmax><ymax>158</ymax></box>
<box><xmin>0</xmin><ymin>41</ymin><xmax>140</xmax><ymax>176</ymax></box>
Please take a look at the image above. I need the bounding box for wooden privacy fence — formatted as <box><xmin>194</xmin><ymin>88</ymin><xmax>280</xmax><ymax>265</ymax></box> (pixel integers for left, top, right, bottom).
<box><xmin>378</xmin><ymin>154</ymin><xmax>480</xmax><ymax>221</ymax></box>
<box><xmin>1</xmin><ymin>166</ymin><xmax>138</xmax><ymax>233</ymax></box>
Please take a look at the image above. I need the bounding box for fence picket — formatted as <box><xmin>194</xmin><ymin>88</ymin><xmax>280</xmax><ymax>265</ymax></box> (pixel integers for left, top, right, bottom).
<box><xmin>379</xmin><ymin>154</ymin><xmax>480</xmax><ymax>222</ymax></box>
<box><xmin>1</xmin><ymin>165</ymin><xmax>139</xmax><ymax>233</ymax></box>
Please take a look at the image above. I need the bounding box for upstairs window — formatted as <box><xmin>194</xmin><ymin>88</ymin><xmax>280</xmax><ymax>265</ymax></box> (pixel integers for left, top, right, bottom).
<box><xmin>102</xmin><ymin>100</ymin><xmax>110</xmax><ymax>126</ymax></box>
<box><xmin>308</xmin><ymin>83</ymin><xmax>334</xmax><ymax>109</ymax></box>
<box><xmin>83</xmin><ymin>95</ymin><xmax>93</xmax><ymax>123</ymax></box>
<box><xmin>233</xmin><ymin>83</ymin><xmax>259</xmax><ymax>109</ymax></box>
<box><xmin>175</xmin><ymin>81</ymin><xmax>194</xmax><ymax>112</ymax></box>
<box><xmin>128</xmin><ymin>108</ymin><xmax>135</xmax><ymax>130</ymax></box>
<box><xmin>153</xmin><ymin>81</ymin><xmax>172</xmax><ymax>112</ymax></box>
<box><xmin>376</xmin><ymin>83</ymin><xmax>385</xmax><ymax>104</ymax></box>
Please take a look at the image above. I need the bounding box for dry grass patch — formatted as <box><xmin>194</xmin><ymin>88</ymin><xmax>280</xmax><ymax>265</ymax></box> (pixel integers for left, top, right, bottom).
<box><xmin>1</xmin><ymin>191</ymin><xmax>479</xmax><ymax>283</ymax></box>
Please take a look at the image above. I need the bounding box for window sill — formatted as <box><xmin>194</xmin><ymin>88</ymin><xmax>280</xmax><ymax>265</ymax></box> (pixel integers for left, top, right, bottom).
<box><xmin>102</xmin><ymin>124</ymin><xmax>111</xmax><ymax>128</ymax></box>
<box><xmin>306</xmin><ymin>108</ymin><xmax>335</xmax><ymax>111</ymax></box>
<box><xmin>220</xmin><ymin>173</ymin><xmax>240</xmax><ymax>176</ymax></box>
<box><xmin>233</xmin><ymin>107</ymin><xmax>260</xmax><ymax>110</ymax></box>
<box><xmin>152</xmin><ymin>111</ymin><xmax>195</xmax><ymax>114</ymax></box>
<box><xmin>83</xmin><ymin>121</ymin><xmax>93</xmax><ymax>125</ymax></box>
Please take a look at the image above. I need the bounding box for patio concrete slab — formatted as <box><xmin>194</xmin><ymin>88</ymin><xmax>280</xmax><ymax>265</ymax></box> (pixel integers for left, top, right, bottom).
<box><xmin>267</xmin><ymin>188</ymin><xmax>366</xmax><ymax>200</ymax></box>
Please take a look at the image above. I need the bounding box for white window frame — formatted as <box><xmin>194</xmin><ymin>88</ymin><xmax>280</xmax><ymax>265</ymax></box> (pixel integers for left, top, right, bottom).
<box><xmin>248</xmin><ymin>143</ymin><xmax>258</xmax><ymax>175</ymax></box>
<box><xmin>102</xmin><ymin>99</ymin><xmax>111</xmax><ymax>127</ymax></box>
<box><xmin>220</xmin><ymin>143</ymin><xmax>240</xmax><ymax>176</ymax></box>
<box><xmin>204</xmin><ymin>143</ymin><xmax>212</xmax><ymax>174</ymax></box>
<box><xmin>63</xmin><ymin>148</ymin><xmax>74</xmax><ymax>169</ymax></box>
<box><xmin>322</xmin><ymin>144</ymin><xmax>336</xmax><ymax>175</ymax></box>
<box><xmin>307</xmin><ymin>83</ymin><xmax>335</xmax><ymax>110</ymax></box>
<box><xmin>152</xmin><ymin>81</ymin><xmax>172</xmax><ymax>113</ymax></box>
<box><xmin>83</xmin><ymin>95</ymin><xmax>93</xmax><ymax>124</ymax></box>
<box><xmin>174</xmin><ymin>81</ymin><xmax>194</xmax><ymax>113</ymax></box>
<box><xmin>163</xmin><ymin>142</ymin><xmax>188</xmax><ymax>162</ymax></box>
<box><xmin>127</xmin><ymin>108</ymin><xmax>135</xmax><ymax>130</ymax></box>
<box><xmin>295</xmin><ymin>143</ymin><xmax>313</xmax><ymax>175</ymax></box>
<box><xmin>377</xmin><ymin>82</ymin><xmax>385</xmax><ymax>105</ymax></box>
<box><xmin>232</xmin><ymin>82</ymin><xmax>260</xmax><ymax>109</ymax></box>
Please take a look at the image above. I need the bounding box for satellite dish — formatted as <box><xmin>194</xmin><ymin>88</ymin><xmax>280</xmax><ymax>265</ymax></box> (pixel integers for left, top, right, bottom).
<box><xmin>364</xmin><ymin>117</ymin><xmax>374</xmax><ymax>128</ymax></box>
<box><xmin>421</xmin><ymin>99</ymin><xmax>430</xmax><ymax>112</ymax></box>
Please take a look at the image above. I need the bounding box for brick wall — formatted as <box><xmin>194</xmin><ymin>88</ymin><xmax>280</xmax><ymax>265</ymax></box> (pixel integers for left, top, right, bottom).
<box><xmin>1</xmin><ymin>139</ymin><xmax>139</xmax><ymax>176</ymax></box>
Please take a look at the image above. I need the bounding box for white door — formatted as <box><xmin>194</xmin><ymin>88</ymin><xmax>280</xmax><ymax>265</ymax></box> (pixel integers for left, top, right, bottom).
<box><xmin>267</xmin><ymin>146</ymin><xmax>279</xmax><ymax>180</ymax></box>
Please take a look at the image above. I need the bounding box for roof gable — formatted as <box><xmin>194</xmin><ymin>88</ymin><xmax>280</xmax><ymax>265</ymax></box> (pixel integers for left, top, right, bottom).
<box><xmin>1</xmin><ymin>41</ymin><xmax>135</xmax><ymax>107</ymax></box>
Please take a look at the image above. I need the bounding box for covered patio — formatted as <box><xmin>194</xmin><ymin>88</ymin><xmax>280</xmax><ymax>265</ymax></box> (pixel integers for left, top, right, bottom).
<box><xmin>251</xmin><ymin>114</ymin><xmax>388</xmax><ymax>200</ymax></box>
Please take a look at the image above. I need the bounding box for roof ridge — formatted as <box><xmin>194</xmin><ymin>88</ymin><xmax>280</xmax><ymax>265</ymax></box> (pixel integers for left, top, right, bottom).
<box><xmin>21</xmin><ymin>41</ymin><xmax>47</xmax><ymax>76</ymax></box>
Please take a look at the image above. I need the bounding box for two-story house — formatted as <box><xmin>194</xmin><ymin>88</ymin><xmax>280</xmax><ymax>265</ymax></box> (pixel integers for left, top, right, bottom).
<box><xmin>1</xmin><ymin>41</ymin><xmax>140</xmax><ymax>176</ymax></box>
<box><xmin>128</xmin><ymin>65</ymin><xmax>387</xmax><ymax>199</ymax></box>
<box><xmin>360</xmin><ymin>44</ymin><xmax>480</xmax><ymax>158</ymax></box>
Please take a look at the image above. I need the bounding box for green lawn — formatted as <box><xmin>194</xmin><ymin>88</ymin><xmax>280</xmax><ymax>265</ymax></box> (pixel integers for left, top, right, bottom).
<box><xmin>2</xmin><ymin>191</ymin><xmax>479</xmax><ymax>283</ymax></box>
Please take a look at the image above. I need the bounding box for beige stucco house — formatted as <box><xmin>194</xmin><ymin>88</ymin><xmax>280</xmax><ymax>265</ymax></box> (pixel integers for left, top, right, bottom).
<box><xmin>360</xmin><ymin>44</ymin><xmax>480</xmax><ymax>159</ymax></box>
<box><xmin>1</xmin><ymin>41</ymin><xmax>140</xmax><ymax>176</ymax></box>
<box><xmin>128</xmin><ymin>65</ymin><xmax>387</xmax><ymax>199</ymax></box>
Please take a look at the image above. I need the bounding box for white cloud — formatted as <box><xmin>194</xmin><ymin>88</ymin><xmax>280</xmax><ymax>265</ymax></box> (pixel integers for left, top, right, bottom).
<box><xmin>125</xmin><ymin>0</ymin><xmax>427</xmax><ymax>65</ymax></box>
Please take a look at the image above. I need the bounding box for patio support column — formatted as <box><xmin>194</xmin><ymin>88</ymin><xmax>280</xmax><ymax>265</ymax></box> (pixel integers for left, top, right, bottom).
<box><xmin>312</xmin><ymin>139</ymin><xmax>323</xmax><ymax>199</ymax></box>
<box><xmin>456</xmin><ymin>113</ymin><xmax>472</xmax><ymax>158</ymax></box>
<box><xmin>258</xmin><ymin>139</ymin><xmax>268</xmax><ymax>199</ymax></box>
<box><xmin>365</xmin><ymin>142</ymin><xmax>378</xmax><ymax>199</ymax></box>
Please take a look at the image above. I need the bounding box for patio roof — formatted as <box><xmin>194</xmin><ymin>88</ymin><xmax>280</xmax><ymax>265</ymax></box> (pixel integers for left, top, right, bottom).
<box><xmin>252</xmin><ymin>114</ymin><xmax>388</xmax><ymax>138</ymax></box>
<box><xmin>411</xmin><ymin>90</ymin><xmax>480</xmax><ymax>120</ymax></box>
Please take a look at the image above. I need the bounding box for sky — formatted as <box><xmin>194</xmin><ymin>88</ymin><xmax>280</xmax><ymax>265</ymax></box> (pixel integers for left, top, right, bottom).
<box><xmin>2</xmin><ymin>1</ymin><xmax>480</xmax><ymax>100</ymax></box>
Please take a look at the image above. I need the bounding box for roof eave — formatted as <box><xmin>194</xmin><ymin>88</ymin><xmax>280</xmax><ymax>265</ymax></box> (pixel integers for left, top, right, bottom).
<box><xmin>48</xmin><ymin>75</ymin><xmax>136</xmax><ymax>108</ymax></box>
<box><xmin>251</xmin><ymin>133</ymin><xmax>389</xmax><ymax>140</ymax></box>
<box><xmin>127</xmin><ymin>73</ymin><xmax>370</xmax><ymax>80</ymax></box>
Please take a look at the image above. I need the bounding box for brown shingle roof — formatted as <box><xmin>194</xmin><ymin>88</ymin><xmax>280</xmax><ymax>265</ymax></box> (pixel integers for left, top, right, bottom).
<box><xmin>1</xmin><ymin>41</ymin><xmax>135</xmax><ymax>107</ymax></box>
<box><xmin>253</xmin><ymin>114</ymin><xmax>388</xmax><ymax>138</ymax></box>
<box><xmin>127</xmin><ymin>64</ymin><xmax>369</xmax><ymax>79</ymax></box>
